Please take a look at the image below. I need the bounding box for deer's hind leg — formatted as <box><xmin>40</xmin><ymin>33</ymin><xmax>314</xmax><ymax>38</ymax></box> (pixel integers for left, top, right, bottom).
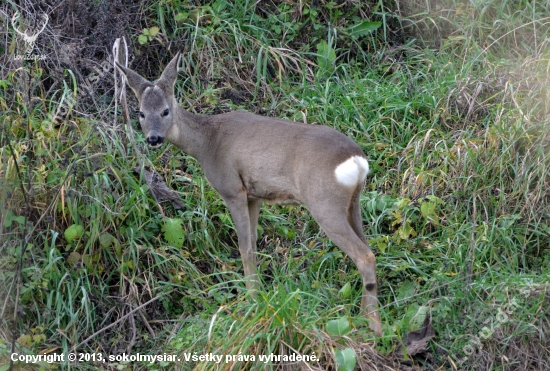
<box><xmin>349</xmin><ymin>186</ymin><xmax>367</xmax><ymax>243</ymax></box>
<box><xmin>309</xmin><ymin>196</ymin><xmax>382</xmax><ymax>336</ymax></box>
<box><xmin>349</xmin><ymin>188</ymin><xmax>382</xmax><ymax>335</ymax></box>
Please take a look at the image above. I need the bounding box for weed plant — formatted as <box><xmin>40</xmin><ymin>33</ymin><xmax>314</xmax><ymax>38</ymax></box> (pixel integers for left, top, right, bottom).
<box><xmin>1</xmin><ymin>0</ymin><xmax>549</xmax><ymax>370</ymax></box>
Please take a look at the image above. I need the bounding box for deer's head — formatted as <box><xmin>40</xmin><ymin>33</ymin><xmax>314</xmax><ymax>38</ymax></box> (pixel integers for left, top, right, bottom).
<box><xmin>115</xmin><ymin>52</ymin><xmax>181</xmax><ymax>148</ymax></box>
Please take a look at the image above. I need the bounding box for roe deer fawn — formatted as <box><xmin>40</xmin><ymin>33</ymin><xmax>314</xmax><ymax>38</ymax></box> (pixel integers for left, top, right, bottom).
<box><xmin>116</xmin><ymin>52</ymin><xmax>382</xmax><ymax>336</ymax></box>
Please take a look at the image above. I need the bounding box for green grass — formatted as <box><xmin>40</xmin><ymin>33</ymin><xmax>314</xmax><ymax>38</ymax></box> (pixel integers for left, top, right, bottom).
<box><xmin>1</xmin><ymin>0</ymin><xmax>549</xmax><ymax>370</ymax></box>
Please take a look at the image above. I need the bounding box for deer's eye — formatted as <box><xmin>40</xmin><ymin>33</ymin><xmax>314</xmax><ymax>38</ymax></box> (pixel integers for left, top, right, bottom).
<box><xmin>162</xmin><ymin>108</ymin><xmax>169</xmax><ymax>117</ymax></box>
<box><xmin>139</xmin><ymin>111</ymin><xmax>145</xmax><ymax>118</ymax></box>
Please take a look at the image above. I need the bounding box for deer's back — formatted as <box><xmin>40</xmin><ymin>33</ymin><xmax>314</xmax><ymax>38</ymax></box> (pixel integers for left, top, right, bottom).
<box><xmin>200</xmin><ymin>111</ymin><xmax>366</xmax><ymax>204</ymax></box>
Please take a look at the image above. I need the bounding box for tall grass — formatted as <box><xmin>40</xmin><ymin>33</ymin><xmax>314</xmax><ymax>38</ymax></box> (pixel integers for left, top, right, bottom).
<box><xmin>1</xmin><ymin>0</ymin><xmax>549</xmax><ymax>370</ymax></box>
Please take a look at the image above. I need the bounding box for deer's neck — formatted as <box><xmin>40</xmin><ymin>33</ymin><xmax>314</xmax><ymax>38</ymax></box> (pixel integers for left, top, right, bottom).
<box><xmin>165</xmin><ymin>103</ymin><xmax>211</xmax><ymax>160</ymax></box>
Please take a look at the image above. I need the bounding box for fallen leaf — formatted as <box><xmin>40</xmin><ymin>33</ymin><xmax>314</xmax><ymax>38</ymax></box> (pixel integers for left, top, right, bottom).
<box><xmin>397</xmin><ymin>315</ymin><xmax>436</xmax><ymax>358</ymax></box>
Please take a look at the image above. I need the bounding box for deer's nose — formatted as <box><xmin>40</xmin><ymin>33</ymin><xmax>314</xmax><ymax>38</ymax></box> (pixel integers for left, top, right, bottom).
<box><xmin>146</xmin><ymin>135</ymin><xmax>164</xmax><ymax>147</ymax></box>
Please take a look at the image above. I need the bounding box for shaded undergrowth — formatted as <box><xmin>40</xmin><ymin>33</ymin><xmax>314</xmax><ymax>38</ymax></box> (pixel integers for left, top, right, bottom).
<box><xmin>1</xmin><ymin>0</ymin><xmax>549</xmax><ymax>370</ymax></box>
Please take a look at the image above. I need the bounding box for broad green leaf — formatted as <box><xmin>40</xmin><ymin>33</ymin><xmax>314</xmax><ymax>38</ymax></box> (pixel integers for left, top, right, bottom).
<box><xmin>348</xmin><ymin>21</ymin><xmax>382</xmax><ymax>38</ymax></box>
<box><xmin>420</xmin><ymin>201</ymin><xmax>436</xmax><ymax>219</ymax></box>
<box><xmin>339</xmin><ymin>282</ymin><xmax>352</xmax><ymax>299</ymax></box>
<box><xmin>32</xmin><ymin>334</ymin><xmax>46</xmax><ymax>343</ymax></box>
<box><xmin>397</xmin><ymin>280</ymin><xmax>416</xmax><ymax>300</ymax></box>
<box><xmin>405</xmin><ymin>304</ymin><xmax>429</xmax><ymax>331</ymax></box>
<box><xmin>396</xmin><ymin>197</ymin><xmax>411</xmax><ymax>209</ymax></box>
<box><xmin>3</xmin><ymin>210</ymin><xmax>26</xmax><ymax>227</ymax></box>
<box><xmin>398</xmin><ymin>221</ymin><xmax>416</xmax><ymax>240</ymax></box>
<box><xmin>64</xmin><ymin>224</ymin><xmax>84</xmax><ymax>242</ymax></box>
<box><xmin>149</xmin><ymin>26</ymin><xmax>159</xmax><ymax>37</ymax></box>
<box><xmin>175</xmin><ymin>12</ymin><xmax>189</xmax><ymax>23</ymax></box>
<box><xmin>16</xmin><ymin>334</ymin><xmax>32</xmax><ymax>347</ymax></box>
<box><xmin>162</xmin><ymin>218</ymin><xmax>185</xmax><ymax>248</ymax></box>
<box><xmin>327</xmin><ymin>316</ymin><xmax>351</xmax><ymax>336</ymax></box>
<box><xmin>99</xmin><ymin>233</ymin><xmax>114</xmax><ymax>248</ymax></box>
<box><xmin>335</xmin><ymin>348</ymin><xmax>356</xmax><ymax>371</ymax></box>
<box><xmin>138</xmin><ymin>34</ymin><xmax>148</xmax><ymax>45</ymax></box>
<box><xmin>277</xmin><ymin>226</ymin><xmax>295</xmax><ymax>239</ymax></box>
<box><xmin>426</xmin><ymin>195</ymin><xmax>443</xmax><ymax>204</ymax></box>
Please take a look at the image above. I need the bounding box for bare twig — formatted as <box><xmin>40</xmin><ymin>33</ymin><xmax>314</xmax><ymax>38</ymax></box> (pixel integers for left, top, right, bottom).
<box><xmin>113</xmin><ymin>36</ymin><xmax>140</xmax><ymax>158</ymax></box>
<box><xmin>126</xmin><ymin>308</ymin><xmax>136</xmax><ymax>354</ymax></box>
<box><xmin>71</xmin><ymin>291</ymin><xmax>172</xmax><ymax>352</ymax></box>
<box><xmin>139</xmin><ymin>310</ymin><xmax>156</xmax><ymax>338</ymax></box>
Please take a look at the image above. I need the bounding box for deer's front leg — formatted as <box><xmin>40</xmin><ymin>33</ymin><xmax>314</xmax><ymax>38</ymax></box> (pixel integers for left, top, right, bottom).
<box><xmin>248</xmin><ymin>199</ymin><xmax>260</xmax><ymax>246</ymax></box>
<box><xmin>222</xmin><ymin>191</ymin><xmax>259</xmax><ymax>294</ymax></box>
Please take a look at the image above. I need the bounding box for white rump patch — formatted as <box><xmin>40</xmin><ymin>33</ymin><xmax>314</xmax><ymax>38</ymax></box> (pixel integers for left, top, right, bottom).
<box><xmin>334</xmin><ymin>156</ymin><xmax>370</xmax><ymax>187</ymax></box>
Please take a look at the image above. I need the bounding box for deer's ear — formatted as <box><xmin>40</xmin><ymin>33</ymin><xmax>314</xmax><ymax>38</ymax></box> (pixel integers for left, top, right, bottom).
<box><xmin>115</xmin><ymin>62</ymin><xmax>151</xmax><ymax>99</ymax></box>
<box><xmin>156</xmin><ymin>52</ymin><xmax>181</xmax><ymax>91</ymax></box>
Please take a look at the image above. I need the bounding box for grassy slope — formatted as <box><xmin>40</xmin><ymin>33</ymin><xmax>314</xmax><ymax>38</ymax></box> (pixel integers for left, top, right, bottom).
<box><xmin>1</xmin><ymin>0</ymin><xmax>549</xmax><ymax>370</ymax></box>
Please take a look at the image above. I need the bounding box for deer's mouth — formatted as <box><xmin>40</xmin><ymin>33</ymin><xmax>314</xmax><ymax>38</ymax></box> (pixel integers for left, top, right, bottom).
<box><xmin>146</xmin><ymin>135</ymin><xmax>164</xmax><ymax>148</ymax></box>
<box><xmin>148</xmin><ymin>142</ymin><xmax>163</xmax><ymax>149</ymax></box>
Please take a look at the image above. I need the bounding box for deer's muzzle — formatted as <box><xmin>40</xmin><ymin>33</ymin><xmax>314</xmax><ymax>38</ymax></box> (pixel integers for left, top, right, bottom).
<box><xmin>146</xmin><ymin>134</ymin><xmax>164</xmax><ymax>148</ymax></box>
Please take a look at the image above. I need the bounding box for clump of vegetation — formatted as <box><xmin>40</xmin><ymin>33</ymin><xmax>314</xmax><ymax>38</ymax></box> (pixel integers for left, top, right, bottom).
<box><xmin>1</xmin><ymin>0</ymin><xmax>548</xmax><ymax>370</ymax></box>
